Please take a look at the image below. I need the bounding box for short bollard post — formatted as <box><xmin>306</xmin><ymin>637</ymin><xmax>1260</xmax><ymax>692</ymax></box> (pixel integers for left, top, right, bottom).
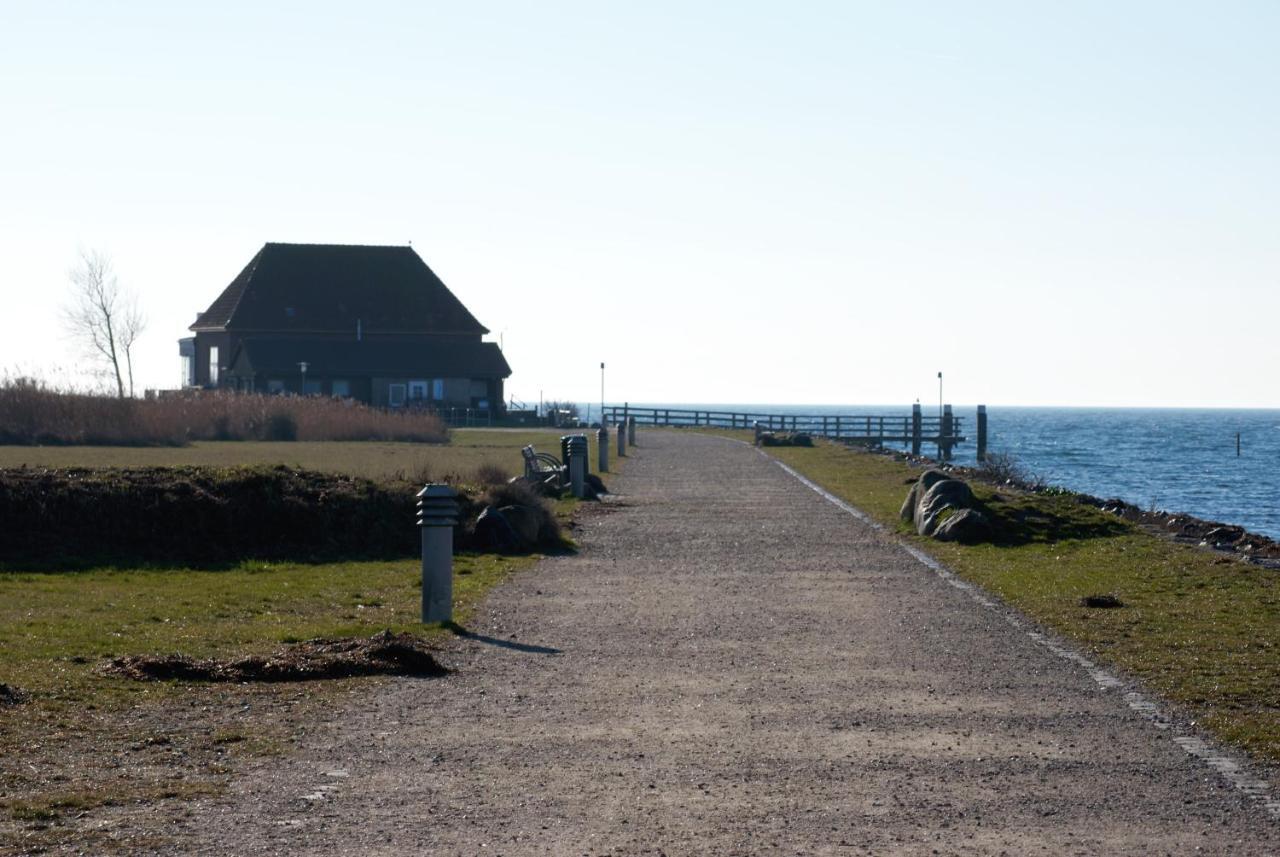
<box><xmin>628</xmin><ymin>415</ymin><xmax>636</xmax><ymax>447</ymax></box>
<box><xmin>617</xmin><ymin>421</ymin><xmax>627</xmax><ymax>457</ymax></box>
<box><xmin>753</xmin><ymin>421</ymin><xmax>762</xmax><ymax>445</ymax></box>
<box><xmin>416</xmin><ymin>484</ymin><xmax>459</xmax><ymax>623</ymax></box>
<box><xmin>598</xmin><ymin>425</ymin><xmax>610</xmax><ymax>473</ymax></box>
<box><xmin>563</xmin><ymin>434</ymin><xmax>588</xmax><ymax>498</ymax></box>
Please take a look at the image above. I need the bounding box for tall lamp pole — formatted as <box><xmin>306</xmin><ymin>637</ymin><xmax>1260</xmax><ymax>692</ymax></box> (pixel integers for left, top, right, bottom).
<box><xmin>937</xmin><ymin>371</ymin><xmax>943</xmax><ymax>420</ymax></box>
<box><xmin>600</xmin><ymin>362</ymin><xmax>606</xmax><ymax>426</ymax></box>
<box><xmin>299</xmin><ymin>361</ymin><xmax>310</xmax><ymax>395</ymax></box>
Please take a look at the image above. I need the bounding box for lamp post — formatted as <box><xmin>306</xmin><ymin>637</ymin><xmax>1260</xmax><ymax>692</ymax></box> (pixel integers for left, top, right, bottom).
<box><xmin>299</xmin><ymin>361</ymin><xmax>310</xmax><ymax>395</ymax></box>
<box><xmin>937</xmin><ymin>371</ymin><xmax>943</xmax><ymax>420</ymax></box>
<box><xmin>600</xmin><ymin>362</ymin><xmax>606</xmax><ymax>426</ymax></box>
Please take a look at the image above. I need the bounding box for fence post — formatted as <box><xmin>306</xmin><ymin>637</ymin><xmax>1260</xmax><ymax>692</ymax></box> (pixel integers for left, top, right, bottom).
<box><xmin>911</xmin><ymin>403</ymin><xmax>922</xmax><ymax>456</ymax></box>
<box><xmin>598</xmin><ymin>425</ymin><xmax>610</xmax><ymax>473</ymax></box>
<box><xmin>976</xmin><ymin>405</ymin><xmax>988</xmax><ymax>462</ymax></box>
<box><xmin>753</xmin><ymin>421</ymin><xmax>762</xmax><ymax>445</ymax></box>
<box><xmin>417</xmin><ymin>484</ymin><xmax>459</xmax><ymax>623</ymax></box>
<box><xmin>628</xmin><ymin>415</ymin><xmax>636</xmax><ymax>446</ymax></box>
<box><xmin>617</xmin><ymin>421</ymin><xmax>626</xmax><ymax>457</ymax></box>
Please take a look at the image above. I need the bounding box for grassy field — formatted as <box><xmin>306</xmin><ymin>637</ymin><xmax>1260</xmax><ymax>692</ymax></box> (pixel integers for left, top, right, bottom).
<box><xmin>759</xmin><ymin>439</ymin><xmax>1280</xmax><ymax>764</ymax></box>
<box><xmin>0</xmin><ymin>427</ymin><xmax>617</xmax><ymax>482</ymax></box>
<box><xmin>0</xmin><ymin>427</ymin><xmax>617</xmax><ymax>848</ymax></box>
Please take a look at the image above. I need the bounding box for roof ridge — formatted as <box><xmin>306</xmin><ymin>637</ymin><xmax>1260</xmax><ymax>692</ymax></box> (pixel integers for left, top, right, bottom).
<box><xmin>222</xmin><ymin>245</ymin><xmax>265</xmax><ymax>327</ymax></box>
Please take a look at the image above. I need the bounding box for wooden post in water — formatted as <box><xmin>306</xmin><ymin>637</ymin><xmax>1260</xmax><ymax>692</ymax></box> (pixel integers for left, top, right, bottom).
<box><xmin>911</xmin><ymin>403</ymin><xmax>922</xmax><ymax>456</ymax></box>
<box><xmin>941</xmin><ymin>404</ymin><xmax>954</xmax><ymax>460</ymax></box>
<box><xmin>977</xmin><ymin>405</ymin><xmax>988</xmax><ymax>462</ymax></box>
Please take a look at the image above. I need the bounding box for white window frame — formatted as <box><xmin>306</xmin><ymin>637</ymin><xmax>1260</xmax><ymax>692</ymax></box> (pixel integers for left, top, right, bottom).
<box><xmin>208</xmin><ymin>346</ymin><xmax>219</xmax><ymax>385</ymax></box>
<box><xmin>432</xmin><ymin>379</ymin><xmax>444</xmax><ymax>400</ymax></box>
<box><xmin>388</xmin><ymin>383</ymin><xmax>406</xmax><ymax>407</ymax></box>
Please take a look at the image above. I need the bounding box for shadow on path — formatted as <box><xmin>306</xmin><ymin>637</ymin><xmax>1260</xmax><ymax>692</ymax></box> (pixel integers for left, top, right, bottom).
<box><xmin>447</xmin><ymin>623</ymin><xmax>563</xmax><ymax>655</ymax></box>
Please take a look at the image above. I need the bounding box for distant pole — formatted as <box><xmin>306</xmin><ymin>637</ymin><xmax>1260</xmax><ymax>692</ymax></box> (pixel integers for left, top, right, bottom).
<box><xmin>1237</xmin><ymin>432</ymin><xmax>1241</xmax><ymax>457</ymax></box>
<box><xmin>937</xmin><ymin>371</ymin><xmax>943</xmax><ymax>421</ymax></box>
<box><xmin>298</xmin><ymin>361</ymin><xmax>309</xmax><ymax>395</ymax></box>
<box><xmin>600</xmin><ymin>362</ymin><xmax>606</xmax><ymax>426</ymax></box>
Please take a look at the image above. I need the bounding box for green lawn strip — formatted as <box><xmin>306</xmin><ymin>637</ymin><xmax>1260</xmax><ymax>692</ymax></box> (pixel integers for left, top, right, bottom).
<box><xmin>0</xmin><ymin>427</ymin><xmax>619</xmax><ymax>482</ymax></box>
<box><xmin>760</xmin><ymin>439</ymin><xmax>1280</xmax><ymax>763</ymax></box>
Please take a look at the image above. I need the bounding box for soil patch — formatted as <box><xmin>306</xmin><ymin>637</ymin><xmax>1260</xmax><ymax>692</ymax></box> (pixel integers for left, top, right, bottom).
<box><xmin>102</xmin><ymin>631</ymin><xmax>448</xmax><ymax>683</ymax></box>
<box><xmin>0</xmin><ymin>682</ymin><xmax>29</xmax><ymax>705</ymax></box>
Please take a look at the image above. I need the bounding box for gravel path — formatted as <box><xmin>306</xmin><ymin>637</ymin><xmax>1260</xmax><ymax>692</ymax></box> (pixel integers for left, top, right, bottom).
<box><xmin>176</xmin><ymin>431</ymin><xmax>1280</xmax><ymax>855</ymax></box>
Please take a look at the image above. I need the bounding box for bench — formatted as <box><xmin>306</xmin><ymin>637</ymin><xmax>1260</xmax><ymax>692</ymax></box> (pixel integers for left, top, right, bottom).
<box><xmin>521</xmin><ymin>445</ymin><xmax>565</xmax><ymax>485</ymax></box>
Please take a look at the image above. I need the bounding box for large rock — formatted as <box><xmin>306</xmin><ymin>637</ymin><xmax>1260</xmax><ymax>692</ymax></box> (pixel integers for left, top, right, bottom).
<box><xmin>498</xmin><ymin>504</ymin><xmax>540</xmax><ymax>547</ymax></box>
<box><xmin>916</xmin><ymin>479</ymin><xmax>974</xmax><ymax>536</ymax></box>
<box><xmin>932</xmin><ymin>508</ymin><xmax>993</xmax><ymax>544</ymax></box>
<box><xmin>473</xmin><ymin>505</ymin><xmax>521</xmax><ymax>552</ymax></box>
<box><xmin>900</xmin><ymin>469</ymin><xmax>953</xmax><ymax>521</ymax></box>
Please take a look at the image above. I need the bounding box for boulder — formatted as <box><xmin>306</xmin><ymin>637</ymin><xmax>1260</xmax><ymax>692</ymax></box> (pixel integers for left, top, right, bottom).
<box><xmin>915</xmin><ymin>479</ymin><xmax>974</xmax><ymax>537</ymax></box>
<box><xmin>900</xmin><ymin>469</ymin><xmax>954</xmax><ymax>521</ymax></box>
<box><xmin>932</xmin><ymin>508</ymin><xmax>993</xmax><ymax>544</ymax></box>
<box><xmin>498</xmin><ymin>504</ymin><xmax>540</xmax><ymax>547</ymax></box>
<box><xmin>473</xmin><ymin>505</ymin><xmax>521</xmax><ymax>552</ymax></box>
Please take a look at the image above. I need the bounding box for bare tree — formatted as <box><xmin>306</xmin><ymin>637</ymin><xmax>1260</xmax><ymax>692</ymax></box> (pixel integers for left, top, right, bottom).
<box><xmin>63</xmin><ymin>249</ymin><xmax>147</xmax><ymax>397</ymax></box>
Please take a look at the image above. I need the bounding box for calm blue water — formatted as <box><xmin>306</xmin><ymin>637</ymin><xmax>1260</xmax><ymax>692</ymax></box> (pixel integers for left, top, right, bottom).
<box><xmin>586</xmin><ymin>403</ymin><xmax>1280</xmax><ymax>540</ymax></box>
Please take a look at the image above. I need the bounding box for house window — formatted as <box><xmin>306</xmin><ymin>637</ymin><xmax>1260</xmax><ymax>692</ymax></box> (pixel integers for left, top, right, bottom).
<box><xmin>331</xmin><ymin>379</ymin><xmax>351</xmax><ymax>398</ymax></box>
<box><xmin>303</xmin><ymin>380</ymin><xmax>322</xmax><ymax>396</ymax></box>
<box><xmin>388</xmin><ymin>383</ymin><xmax>406</xmax><ymax>407</ymax></box>
<box><xmin>267</xmin><ymin>379</ymin><xmax>285</xmax><ymax>394</ymax></box>
<box><xmin>180</xmin><ymin>355</ymin><xmax>194</xmax><ymax>387</ymax></box>
<box><xmin>408</xmin><ymin>380</ymin><xmax>428</xmax><ymax>402</ymax></box>
<box><xmin>209</xmin><ymin>346</ymin><xmax>219</xmax><ymax>385</ymax></box>
<box><xmin>432</xmin><ymin>379</ymin><xmax>444</xmax><ymax>400</ymax></box>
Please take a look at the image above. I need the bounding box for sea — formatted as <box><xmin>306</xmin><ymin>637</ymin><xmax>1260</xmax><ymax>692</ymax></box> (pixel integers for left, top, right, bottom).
<box><xmin>582</xmin><ymin>403</ymin><xmax>1280</xmax><ymax>541</ymax></box>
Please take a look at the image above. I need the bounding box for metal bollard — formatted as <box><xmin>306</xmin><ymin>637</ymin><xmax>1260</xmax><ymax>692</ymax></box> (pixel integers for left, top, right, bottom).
<box><xmin>598</xmin><ymin>425</ymin><xmax>610</xmax><ymax>473</ymax></box>
<box><xmin>628</xmin><ymin>415</ymin><xmax>636</xmax><ymax>447</ymax></box>
<box><xmin>416</xmin><ymin>484</ymin><xmax>459</xmax><ymax>623</ymax></box>
<box><xmin>616</xmin><ymin>421</ymin><xmax>626</xmax><ymax>457</ymax></box>
<box><xmin>562</xmin><ymin>434</ymin><xmax>588</xmax><ymax>498</ymax></box>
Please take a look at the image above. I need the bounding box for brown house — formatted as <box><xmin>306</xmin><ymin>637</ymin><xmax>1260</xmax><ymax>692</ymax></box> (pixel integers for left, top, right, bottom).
<box><xmin>180</xmin><ymin>242</ymin><xmax>511</xmax><ymax>410</ymax></box>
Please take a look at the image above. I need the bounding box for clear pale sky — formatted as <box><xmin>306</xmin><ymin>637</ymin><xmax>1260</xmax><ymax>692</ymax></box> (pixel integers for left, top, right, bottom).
<box><xmin>1</xmin><ymin>1</ymin><xmax>1276</xmax><ymax>407</ymax></box>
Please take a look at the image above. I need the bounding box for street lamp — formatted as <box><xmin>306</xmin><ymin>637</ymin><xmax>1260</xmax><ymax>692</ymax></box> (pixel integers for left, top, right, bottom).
<box><xmin>600</xmin><ymin>362</ymin><xmax>606</xmax><ymax>426</ymax></box>
<box><xmin>937</xmin><ymin>371</ymin><xmax>943</xmax><ymax>420</ymax></box>
<box><xmin>299</xmin><ymin>361</ymin><xmax>310</xmax><ymax>395</ymax></box>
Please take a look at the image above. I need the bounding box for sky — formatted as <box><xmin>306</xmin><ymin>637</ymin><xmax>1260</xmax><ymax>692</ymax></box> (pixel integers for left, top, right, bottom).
<box><xmin>1</xmin><ymin>1</ymin><xmax>1277</xmax><ymax>408</ymax></box>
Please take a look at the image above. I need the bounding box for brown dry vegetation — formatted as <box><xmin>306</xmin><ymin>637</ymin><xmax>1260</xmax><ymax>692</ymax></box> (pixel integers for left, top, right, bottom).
<box><xmin>0</xmin><ymin>378</ymin><xmax>447</xmax><ymax>446</ymax></box>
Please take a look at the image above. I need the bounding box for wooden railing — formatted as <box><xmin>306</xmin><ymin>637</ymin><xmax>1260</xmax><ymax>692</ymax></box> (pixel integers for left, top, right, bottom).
<box><xmin>602</xmin><ymin>404</ymin><xmax>980</xmax><ymax>459</ymax></box>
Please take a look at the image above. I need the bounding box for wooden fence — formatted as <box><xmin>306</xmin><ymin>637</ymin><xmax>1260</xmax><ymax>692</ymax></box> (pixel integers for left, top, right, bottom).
<box><xmin>602</xmin><ymin>404</ymin><xmax>985</xmax><ymax>460</ymax></box>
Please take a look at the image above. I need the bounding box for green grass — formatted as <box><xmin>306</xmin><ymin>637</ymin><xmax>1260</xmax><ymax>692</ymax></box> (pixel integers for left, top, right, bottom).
<box><xmin>0</xmin><ymin>427</ymin><xmax>621</xmax><ymax>482</ymax></box>
<box><xmin>760</xmin><ymin>439</ymin><xmax>1280</xmax><ymax>762</ymax></box>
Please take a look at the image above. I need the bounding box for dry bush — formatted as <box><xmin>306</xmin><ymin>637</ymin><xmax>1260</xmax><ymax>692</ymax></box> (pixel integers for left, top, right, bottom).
<box><xmin>0</xmin><ymin>380</ymin><xmax>448</xmax><ymax>446</ymax></box>
<box><xmin>480</xmin><ymin>479</ymin><xmax>562</xmax><ymax>547</ymax></box>
<box><xmin>473</xmin><ymin>463</ymin><xmax>510</xmax><ymax>485</ymax></box>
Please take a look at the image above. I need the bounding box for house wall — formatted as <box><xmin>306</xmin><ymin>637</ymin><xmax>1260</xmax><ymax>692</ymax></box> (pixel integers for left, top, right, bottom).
<box><xmin>193</xmin><ymin>332</ymin><xmax>236</xmax><ymax>387</ymax></box>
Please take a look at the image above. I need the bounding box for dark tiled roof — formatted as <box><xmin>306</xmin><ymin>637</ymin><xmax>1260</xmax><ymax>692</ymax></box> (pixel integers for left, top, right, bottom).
<box><xmin>230</xmin><ymin>338</ymin><xmax>512</xmax><ymax>379</ymax></box>
<box><xmin>192</xmin><ymin>243</ymin><xmax>488</xmax><ymax>335</ymax></box>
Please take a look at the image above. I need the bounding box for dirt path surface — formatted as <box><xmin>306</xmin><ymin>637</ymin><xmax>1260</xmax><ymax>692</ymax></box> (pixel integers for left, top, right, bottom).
<box><xmin>172</xmin><ymin>432</ymin><xmax>1279</xmax><ymax>855</ymax></box>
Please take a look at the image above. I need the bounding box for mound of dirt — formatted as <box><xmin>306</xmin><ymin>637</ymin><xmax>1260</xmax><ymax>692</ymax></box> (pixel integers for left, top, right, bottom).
<box><xmin>0</xmin><ymin>683</ymin><xmax>29</xmax><ymax>705</ymax></box>
<box><xmin>103</xmin><ymin>630</ymin><xmax>448</xmax><ymax>683</ymax></box>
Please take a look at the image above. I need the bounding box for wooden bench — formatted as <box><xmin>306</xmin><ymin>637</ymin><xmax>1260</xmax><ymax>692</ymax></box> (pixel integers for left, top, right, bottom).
<box><xmin>521</xmin><ymin>445</ymin><xmax>565</xmax><ymax>485</ymax></box>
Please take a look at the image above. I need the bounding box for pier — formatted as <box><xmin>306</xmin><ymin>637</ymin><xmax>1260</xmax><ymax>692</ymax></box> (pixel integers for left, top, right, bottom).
<box><xmin>603</xmin><ymin>403</ymin><xmax>987</xmax><ymax>460</ymax></box>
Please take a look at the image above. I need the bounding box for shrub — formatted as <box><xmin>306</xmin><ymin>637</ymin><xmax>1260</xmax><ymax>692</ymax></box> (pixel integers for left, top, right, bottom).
<box><xmin>0</xmin><ymin>380</ymin><xmax>448</xmax><ymax>446</ymax></box>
